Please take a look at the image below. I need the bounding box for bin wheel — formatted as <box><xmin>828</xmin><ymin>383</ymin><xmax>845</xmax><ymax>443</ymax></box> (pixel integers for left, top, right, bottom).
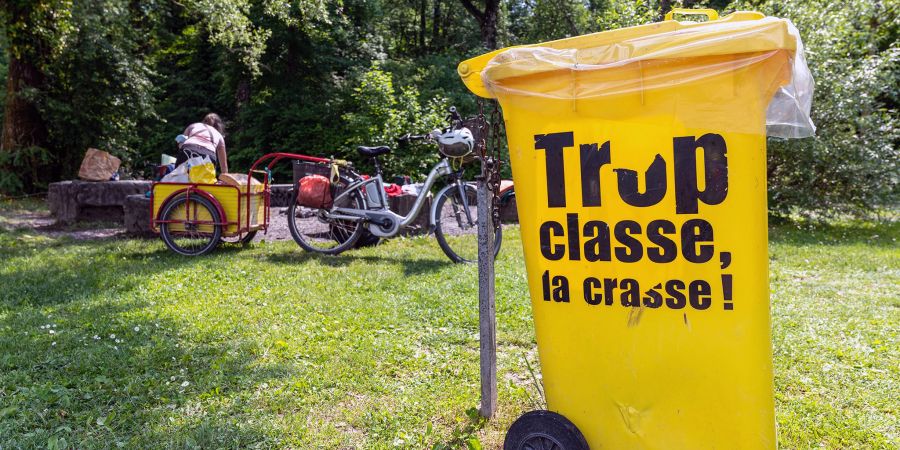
<box><xmin>504</xmin><ymin>410</ymin><xmax>590</xmax><ymax>450</ymax></box>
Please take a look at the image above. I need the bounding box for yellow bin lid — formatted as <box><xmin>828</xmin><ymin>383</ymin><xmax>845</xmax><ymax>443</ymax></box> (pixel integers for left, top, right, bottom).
<box><xmin>459</xmin><ymin>11</ymin><xmax>799</xmax><ymax>100</ymax></box>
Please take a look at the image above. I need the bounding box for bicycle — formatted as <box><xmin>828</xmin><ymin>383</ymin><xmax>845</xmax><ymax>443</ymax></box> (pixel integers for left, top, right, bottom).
<box><xmin>287</xmin><ymin>107</ymin><xmax>502</xmax><ymax>263</ymax></box>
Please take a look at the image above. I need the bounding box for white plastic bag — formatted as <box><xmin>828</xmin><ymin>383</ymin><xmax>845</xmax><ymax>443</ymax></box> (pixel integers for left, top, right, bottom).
<box><xmin>183</xmin><ymin>155</ymin><xmax>207</xmax><ymax>169</ymax></box>
<box><xmin>161</xmin><ymin>163</ymin><xmax>189</xmax><ymax>183</ymax></box>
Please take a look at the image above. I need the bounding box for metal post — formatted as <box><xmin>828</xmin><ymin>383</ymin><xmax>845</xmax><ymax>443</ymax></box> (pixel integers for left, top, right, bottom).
<box><xmin>477</xmin><ymin>158</ymin><xmax>497</xmax><ymax>418</ymax></box>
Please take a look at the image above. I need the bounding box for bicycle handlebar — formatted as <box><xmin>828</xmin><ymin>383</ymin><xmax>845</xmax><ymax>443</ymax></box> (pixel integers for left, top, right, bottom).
<box><xmin>397</xmin><ymin>133</ymin><xmax>429</xmax><ymax>143</ymax></box>
<box><xmin>447</xmin><ymin>106</ymin><xmax>462</xmax><ymax>123</ymax></box>
<box><xmin>396</xmin><ymin>106</ymin><xmax>462</xmax><ymax>144</ymax></box>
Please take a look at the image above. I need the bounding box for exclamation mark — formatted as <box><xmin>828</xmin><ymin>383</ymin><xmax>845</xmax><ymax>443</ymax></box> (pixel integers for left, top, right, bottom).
<box><xmin>722</xmin><ymin>274</ymin><xmax>733</xmax><ymax>310</ymax></box>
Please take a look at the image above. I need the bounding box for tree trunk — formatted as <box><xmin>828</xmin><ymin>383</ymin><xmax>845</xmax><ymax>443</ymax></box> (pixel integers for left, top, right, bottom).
<box><xmin>1</xmin><ymin>55</ymin><xmax>48</xmax><ymax>154</ymax></box>
<box><xmin>418</xmin><ymin>0</ymin><xmax>427</xmax><ymax>51</ymax></box>
<box><xmin>460</xmin><ymin>0</ymin><xmax>501</xmax><ymax>49</ymax></box>
<box><xmin>431</xmin><ymin>0</ymin><xmax>441</xmax><ymax>48</ymax></box>
<box><xmin>563</xmin><ymin>8</ymin><xmax>579</xmax><ymax>37</ymax></box>
<box><xmin>481</xmin><ymin>1</ymin><xmax>499</xmax><ymax>49</ymax></box>
<box><xmin>658</xmin><ymin>0</ymin><xmax>671</xmax><ymax>21</ymax></box>
<box><xmin>235</xmin><ymin>77</ymin><xmax>251</xmax><ymax>111</ymax></box>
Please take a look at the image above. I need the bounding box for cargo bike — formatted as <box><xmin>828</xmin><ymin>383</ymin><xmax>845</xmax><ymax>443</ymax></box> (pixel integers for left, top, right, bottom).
<box><xmin>151</xmin><ymin>152</ymin><xmax>335</xmax><ymax>256</ymax></box>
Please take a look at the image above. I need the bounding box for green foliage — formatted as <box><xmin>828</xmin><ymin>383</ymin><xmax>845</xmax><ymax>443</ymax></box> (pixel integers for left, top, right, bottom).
<box><xmin>0</xmin><ymin>0</ymin><xmax>895</xmax><ymax>216</ymax></box>
<box><xmin>588</xmin><ymin>0</ymin><xmax>660</xmax><ymax>30</ymax></box>
<box><xmin>729</xmin><ymin>0</ymin><xmax>899</xmax><ymax>216</ymax></box>
<box><xmin>341</xmin><ymin>65</ymin><xmax>450</xmax><ymax>177</ymax></box>
<box><xmin>508</xmin><ymin>0</ymin><xmax>593</xmax><ymax>42</ymax></box>
<box><xmin>41</xmin><ymin>0</ymin><xmax>158</xmax><ymax>171</ymax></box>
<box><xmin>182</xmin><ymin>0</ymin><xmax>331</xmax><ymax>76</ymax></box>
<box><xmin>0</xmin><ymin>146</ymin><xmax>54</xmax><ymax>193</ymax></box>
<box><xmin>0</xmin><ymin>1</ymin><xmax>73</xmax><ymax>61</ymax></box>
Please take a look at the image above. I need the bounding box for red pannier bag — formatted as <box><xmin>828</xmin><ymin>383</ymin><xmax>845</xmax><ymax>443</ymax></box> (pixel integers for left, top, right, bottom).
<box><xmin>297</xmin><ymin>175</ymin><xmax>333</xmax><ymax>208</ymax></box>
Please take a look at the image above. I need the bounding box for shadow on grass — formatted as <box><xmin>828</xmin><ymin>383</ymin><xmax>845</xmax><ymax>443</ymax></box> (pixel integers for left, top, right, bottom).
<box><xmin>0</xmin><ymin>238</ymin><xmax>198</xmax><ymax>307</ymax></box>
<box><xmin>0</xmin><ymin>243</ymin><xmax>296</xmax><ymax>447</ymax></box>
<box><xmin>769</xmin><ymin>217</ymin><xmax>898</xmax><ymax>248</ymax></box>
<box><xmin>0</xmin><ymin>231</ymin><xmax>474</xmax><ymax>447</ymax></box>
<box><xmin>263</xmin><ymin>250</ymin><xmax>453</xmax><ymax>277</ymax></box>
<box><xmin>1</xmin><ymin>303</ymin><xmax>286</xmax><ymax>447</ymax></box>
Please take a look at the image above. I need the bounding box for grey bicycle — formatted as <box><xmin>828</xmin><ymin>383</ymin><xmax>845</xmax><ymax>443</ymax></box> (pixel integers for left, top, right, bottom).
<box><xmin>287</xmin><ymin>108</ymin><xmax>502</xmax><ymax>263</ymax></box>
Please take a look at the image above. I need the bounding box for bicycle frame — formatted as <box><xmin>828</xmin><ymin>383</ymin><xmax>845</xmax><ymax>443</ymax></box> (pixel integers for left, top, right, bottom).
<box><xmin>328</xmin><ymin>158</ymin><xmax>473</xmax><ymax>235</ymax></box>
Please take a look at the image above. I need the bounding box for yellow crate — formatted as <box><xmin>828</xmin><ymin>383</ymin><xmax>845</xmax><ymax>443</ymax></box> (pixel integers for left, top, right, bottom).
<box><xmin>152</xmin><ymin>183</ymin><xmax>266</xmax><ymax>236</ymax></box>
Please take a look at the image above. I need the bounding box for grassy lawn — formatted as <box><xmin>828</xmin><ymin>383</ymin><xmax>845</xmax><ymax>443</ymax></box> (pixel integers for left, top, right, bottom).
<box><xmin>0</xmin><ymin>203</ymin><xmax>897</xmax><ymax>448</ymax></box>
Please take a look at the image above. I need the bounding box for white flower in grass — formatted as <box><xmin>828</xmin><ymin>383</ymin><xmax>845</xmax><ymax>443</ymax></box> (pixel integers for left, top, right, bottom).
<box><xmin>49</xmin><ymin>330</ymin><xmax>55</xmax><ymax>335</ymax></box>
<box><xmin>181</xmin><ymin>381</ymin><xmax>190</xmax><ymax>388</ymax></box>
<box><xmin>93</xmin><ymin>335</ymin><xmax>101</xmax><ymax>340</ymax></box>
<box><xmin>51</xmin><ymin>342</ymin><xmax>56</xmax><ymax>346</ymax></box>
<box><xmin>109</xmin><ymin>334</ymin><xmax>116</xmax><ymax>339</ymax></box>
<box><xmin>170</xmin><ymin>376</ymin><xmax>176</xmax><ymax>381</ymax></box>
<box><xmin>134</xmin><ymin>326</ymin><xmax>140</xmax><ymax>332</ymax></box>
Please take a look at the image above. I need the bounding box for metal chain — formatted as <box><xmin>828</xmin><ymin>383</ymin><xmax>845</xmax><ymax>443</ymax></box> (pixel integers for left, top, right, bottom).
<box><xmin>489</xmin><ymin>101</ymin><xmax>503</xmax><ymax>233</ymax></box>
<box><xmin>475</xmin><ymin>97</ymin><xmax>504</xmax><ymax>234</ymax></box>
<box><xmin>476</xmin><ymin>97</ymin><xmax>488</xmax><ymax>159</ymax></box>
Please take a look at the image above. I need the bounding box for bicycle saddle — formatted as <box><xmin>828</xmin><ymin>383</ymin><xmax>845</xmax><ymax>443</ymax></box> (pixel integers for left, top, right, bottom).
<box><xmin>357</xmin><ymin>146</ymin><xmax>391</xmax><ymax>157</ymax></box>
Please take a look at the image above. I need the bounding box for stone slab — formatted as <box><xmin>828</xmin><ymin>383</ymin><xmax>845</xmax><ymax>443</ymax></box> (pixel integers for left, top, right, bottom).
<box><xmin>48</xmin><ymin>180</ymin><xmax>151</xmax><ymax>224</ymax></box>
<box><xmin>123</xmin><ymin>194</ymin><xmax>154</xmax><ymax>237</ymax></box>
<box><xmin>389</xmin><ymin>194</ymin><xmax>432</xmax><ymax>236</ymax></box>
<box><xmin>500</xmin><ymin>195</ymin><xmax>518</xmax><ymax>223</ymax></box>
<box><xmin>270</xmin><ymin>184</ymin><xmax>293</xmax><ymax>207</ymax></box>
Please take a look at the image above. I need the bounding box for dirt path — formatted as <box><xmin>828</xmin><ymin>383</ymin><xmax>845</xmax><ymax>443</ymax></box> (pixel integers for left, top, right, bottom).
<box><xmin>0</xmin><ymin>206</ymin><xmax>296</xmax><ymax>242</ymax></box>
<box><xmin>1</xmin><ymin>203</ymin><xmax>475</xmax><ymax>244</ymax></box>
<box><xmin>252</xmin><ymin>207</ymin><xmax>294</xmax><ymax>242</ymax></box>
<box><xmin>0</xmin><ymin>207</ymin><xmax>125</xmax><ymax>240</ymax></box>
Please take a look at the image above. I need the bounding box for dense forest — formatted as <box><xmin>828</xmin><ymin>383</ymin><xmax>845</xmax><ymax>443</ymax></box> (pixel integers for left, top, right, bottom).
<box><xmin>0</xmin><ymin>0</ymin><xmax>896</xmax><ymax>216</ymax></box>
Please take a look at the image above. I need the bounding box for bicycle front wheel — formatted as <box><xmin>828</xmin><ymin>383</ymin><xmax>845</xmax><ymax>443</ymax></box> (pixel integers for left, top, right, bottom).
<box><xmin>287</xmin><ymin>188</ymin><xmax>365</xmax><ymax>255</ymax></box>
<box><xmin>434</xmin><ymin>183</ymin><xmax>502</xmax><ymax>263</ymax></box>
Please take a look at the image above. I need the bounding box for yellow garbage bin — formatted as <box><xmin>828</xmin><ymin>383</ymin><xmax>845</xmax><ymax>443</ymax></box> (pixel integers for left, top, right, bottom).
<box><xmin>458</xmin><ymin>9</ymin><xmax>813</xmax><ymax>449</ymax></box>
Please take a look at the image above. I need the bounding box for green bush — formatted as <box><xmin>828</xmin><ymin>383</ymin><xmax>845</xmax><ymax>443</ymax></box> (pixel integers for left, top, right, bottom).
<box><xmin>0</xmin><ymin>0</ymin><xmax>894</xmax><ymax>217</ymax></box>
<box><xmin>730</xmin><ymin>0</ymin><xmax>899</xmax><ymax>216</ymax></box>
<box><xmin>341</xmin><ymin>65</ymin><xmax>449</xmax><ymax>178</ymax></box>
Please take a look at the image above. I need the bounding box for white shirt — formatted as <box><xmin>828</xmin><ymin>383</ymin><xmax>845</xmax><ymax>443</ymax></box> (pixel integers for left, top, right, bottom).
<box><xmin>182</xmin><ymin>123</ymin><xmax>225</xmax><ymax>155</ymax></box>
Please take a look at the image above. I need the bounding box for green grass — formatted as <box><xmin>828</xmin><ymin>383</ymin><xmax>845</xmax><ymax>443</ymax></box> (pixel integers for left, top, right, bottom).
<box><xmin>769</xmin><ymin>220</ymin><xmax>898</xmax><ymax>448</ymax></box>
<box><xmin>0</xmin><ymin>209</ymin><xmax>897</xmax><ymax>449</ymax></box>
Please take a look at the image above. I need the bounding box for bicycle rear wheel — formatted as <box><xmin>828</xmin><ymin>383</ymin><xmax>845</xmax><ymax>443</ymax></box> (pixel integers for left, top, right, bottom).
<box><xmin>434</xmin><ymin>183</ymin><xmax>502</xmax><ymax>263</ymax></box>
<box><xmin>287</xmin><ymin>188</ymin><xmax>365</xmax><ymax>255</ymax></box>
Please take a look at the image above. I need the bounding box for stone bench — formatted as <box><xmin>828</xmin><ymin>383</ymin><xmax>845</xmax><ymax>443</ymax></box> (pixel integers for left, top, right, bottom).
<box><xmin>124</xmin><ymin>194</ymin><xmax>153</xmax><ymax>236</ymax></box>
<box><xmin>270</xmin><ymin>184</ymin><xmax>293</xmax><ymax>207</ymax></box>
<box><xmin>48</xmin><ymin>180</ymin><xmax>151</xmax><ymax>224</ymax></box>
<box><xmin>389</xmin><ymin>194</ymin><xmax>431</xmax><ymax>236</ymax></box>
<box><xmin>500</xmin><ymin>194</ymin><xmax>518</xmax><ymax>223</ymax></box>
